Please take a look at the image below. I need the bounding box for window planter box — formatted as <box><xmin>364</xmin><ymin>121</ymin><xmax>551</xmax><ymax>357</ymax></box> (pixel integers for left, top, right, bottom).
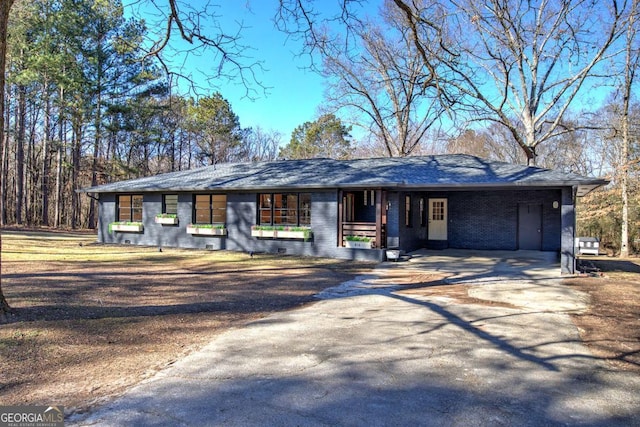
<box><xmin>110</xmin><ymin>222</ymin><xmax>144</xmax><ymax>233</ymax></box>
<box><xmin>344</xmin><ymin>240</ymin><xmax>372</xmax><ymax>249</ymax></box>
<box><xmin>251</xmin><ymin>227</ymin><xmax>312</xmax><ymax>240</ymax></box>
<box><xmin>187</xmin><ymin>225</ymin><xmax>227</xmax><ymax>236</ymax></box>
<box><xmin>155</xmin><ymin>216</ymin><xmax>178</xmax><ymax>225</ymax></box>
<box><xmin>251</xmin><ymin>229</ymin><xmax>276</xmax><ymax>238</ymax></box>
<box><xmin>275</xmin><ymin>230</ymin><xmax>309</xmax><ymax>239</ymax></box>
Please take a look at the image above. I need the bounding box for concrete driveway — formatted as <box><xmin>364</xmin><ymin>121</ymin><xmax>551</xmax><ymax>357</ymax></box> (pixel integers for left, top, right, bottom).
<box><xmin>70</xmin><ymin>250</ymin><xmax>640</xmax><ymax>426</ymax></box>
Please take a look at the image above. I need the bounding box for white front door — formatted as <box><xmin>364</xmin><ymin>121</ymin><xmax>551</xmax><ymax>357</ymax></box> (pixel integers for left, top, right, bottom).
<box><xmin>428</xmin><ymin>198</ymin><xmax>448</xmax><ymax>241</ymax></box>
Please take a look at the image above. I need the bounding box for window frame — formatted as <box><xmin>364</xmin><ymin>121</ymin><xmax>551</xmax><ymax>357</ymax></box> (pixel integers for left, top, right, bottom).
<box><xmin>162</xmin><ymin>194</ymin><xmax>178</xmax><ymax>215</ymax></box>
<box><xmin>299</xmin><ymin>193</ymin><xmax>311</xmax><ymax>226</ymax></box>
<box><xmin>192</xmin><ymin>194</ymin><xmax>227</xmax><ymax>225</ymax></box>
<box><xmin>258</xmin><ymin>192</ymin><xmax>312</xmax><ymax>227</ymax></box>
<box><xmin>432</xmin><ymin>200</ymin><xmax>445</xmax><ymax>221</ymax></box>
<box><xmin>116</xmin><ymin>194</ymin><xmax>143</xmax><ymax>222</ymax></box>
<box><xmin>273</xmin><ymin>193</ymin><xmax>298</xmax><ymax>225</ymax></box>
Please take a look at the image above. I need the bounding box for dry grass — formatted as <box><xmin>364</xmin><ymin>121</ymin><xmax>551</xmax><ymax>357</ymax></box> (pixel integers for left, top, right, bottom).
<box><xmin>0</xmin><ymin>230</ymin><xmax>372</xmax><ymax>414</ymax></box>
<box><xmin>2</xmin><ymin>231</ymin><xmax>639</xmax><ymax>416</ymax></box>
<box><xmin>567</xmin><ymin>257</ymin><xmax>640</xmax><ymax>372</ymax></box>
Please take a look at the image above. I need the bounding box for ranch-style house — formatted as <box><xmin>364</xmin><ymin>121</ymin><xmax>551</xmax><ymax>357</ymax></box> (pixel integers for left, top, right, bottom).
<box><xmin>83</xmin><ymin>154</ymin><xmax>608</xmax><ymax>274</ymax></box>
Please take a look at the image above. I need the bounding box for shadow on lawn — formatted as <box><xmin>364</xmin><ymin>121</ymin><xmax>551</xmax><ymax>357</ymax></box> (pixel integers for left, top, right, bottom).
<box><xmin>1</xmin><ymin>261</ymin><xmax>359</xmax><ymax>324</ymax></box>
<box><xmin>589</xmin><ymin>259</ymin><xmax>640</xmax><ymax>273</ymax></box>
<box><xmin>3</xmin><ymin>294</ymin><xmax>318</xmax><ymax>324</ymax></box>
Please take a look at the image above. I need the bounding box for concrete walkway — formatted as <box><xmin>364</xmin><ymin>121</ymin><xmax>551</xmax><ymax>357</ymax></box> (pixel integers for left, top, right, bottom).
<box><xmin>69</xmin><ymin>250</ymin><xmax>640</xmax><ymax>426</ymax></box>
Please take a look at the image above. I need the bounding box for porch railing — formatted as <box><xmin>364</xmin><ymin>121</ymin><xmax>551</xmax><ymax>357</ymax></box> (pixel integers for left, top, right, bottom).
<box><xmin>341</xmin><ymin>222</ymin><xmax>386</xmax><ymax>248</ymax></box>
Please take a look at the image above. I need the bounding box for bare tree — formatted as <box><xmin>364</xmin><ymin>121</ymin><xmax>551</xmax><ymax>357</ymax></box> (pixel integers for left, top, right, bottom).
<box><xmin>244</xmin><ymin>126</ymin><xmax>282</xmax><ymax>161</ymax></box>
<box><xmin>445</xmin><ymin>125</ymin><xmax>525</xmax><ymax>164</ymax></box>
<box><xmin>536</xmin><ymin>126</ymin><xmax>596</xmax><ymax>175</ymax></box>
<box><xmin>128</xmin><ymin>0</ymin><xmax>266</xmax><ymax>98</ymax></box>
<box><xmin>617</xmin><ymin>0</ymin><xmax>640</xmax><ymax>257</ymax></box>
<box><xmin>393</xmin><ymin>0</ymin><xmax>627</xmax><ymax>165</ymax></box>
<box><xmin>320</xmin><ymin>1</ymin><xmax>448</xmax><ymax>157</ymax></box>
<box><xmin>275</xmin><ymin>0</ymin><xmax>366</xmax><ymax>61</ymax></box>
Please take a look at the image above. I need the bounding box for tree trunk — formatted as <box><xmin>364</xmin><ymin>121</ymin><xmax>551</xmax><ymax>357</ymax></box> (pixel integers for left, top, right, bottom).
<box><xmin>621</xmin><ymin>157</ymin><xmax>629</xmax><ymax>257</ymax></box>
<box><xmin>88</xmin><ymin>40</ymin><xmax>104</xmax><ymax>229</ymax></box>
<box><xmin>26</xmin><ymin>108</ymin><xmax>37</xmax><ymax>225</ymax></box>
<box><xmin>71</xmin><ymin>114</ymin><xmax>81</xmax><ymax>229</ymax></box>
<box><xmin>88</xmin><ymin>94</ymin><xmax>101</xmax><ymax>229</ymax></box>
<box><xmin>41</xmin><ymin>75</ymin><xmax>51</xmax><ymax>226</ymax></box>
<box><xmin>54</xmin><ymin>137</ymin><xmax>63</xmax><ymax>228</ymax></box>
<box><xmin>54</xmin><ymin>86</ymin><xmax>64</xmax><ymax>228</ymax></box>
<box><xmin>178</xmin><ymin>131</ymin><xmax>184</xmax><ymax>171</ymax></box>
<box><xmin>619</xmin><ymin>1</ymin><xmax>637</xmax><ymax>258</ymax></box>
<box><xmin>1</xmin><ymin>92</ymin><xmax>9</xmax><ymax>226</ymax></box>
<box><xmin>15</xmin><ymin>84</ymin><xmax>25</xmax><ymax>225</ymax></box>
<box><xmin>0</xmin><ymin>0</ymin><xmax>15</xmax><ymax>318</ymax></box>
<box><xmin>170</xmin><ymin>129</ymin><xmax>176</xmax><ymax>172</ymax></box>
<box><xmin>619</xmin><ymin>92</ymin><xmax>630</xmax><ymax>258</ymax></box>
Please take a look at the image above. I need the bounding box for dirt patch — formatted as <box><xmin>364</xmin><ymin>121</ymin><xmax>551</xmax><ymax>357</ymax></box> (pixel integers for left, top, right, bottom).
<box><xmin>379</xmin><ymin>267</ymin><xmax>519</xmax><ymax>308</ymax></box>
<box><xmin>0</xmin><ymin>231</ymin><xmax>372</xmax><ymax>415</ymax></box>
<box><xmin>398</xmin><ymin>282</ymin><xmax>520</xmax><ymax>308</ymax></box>
<box><xmin>566</xmin><ymin>257</ymin><xmax>640</xmax><ymax>373</ymax></box>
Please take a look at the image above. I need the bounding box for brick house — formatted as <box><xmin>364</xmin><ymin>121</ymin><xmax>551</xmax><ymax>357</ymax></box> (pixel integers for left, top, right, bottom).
<box><xmin>83</xmin><ymin>154</ymin><xmax>607</xmax><ymax>274</ymax></box>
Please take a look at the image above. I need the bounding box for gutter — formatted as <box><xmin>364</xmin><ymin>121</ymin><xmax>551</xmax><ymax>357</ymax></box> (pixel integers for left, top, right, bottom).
<box><xmin>78</xmin><ymin>179</ymin><xmax>609</xmax><ymax>196</ymax></box>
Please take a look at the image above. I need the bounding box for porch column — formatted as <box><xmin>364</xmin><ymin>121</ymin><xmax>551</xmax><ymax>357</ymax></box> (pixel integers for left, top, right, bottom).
<box><xmin>338</xmin><ymin>190</ymin><xmax>344</xmax><ymax>247</ymax></box>
<box><xmin>376</xmin><ymin>189</ymin><xmax>383</xmax><ymax>249</ymax></box>
<box><xmin>560</xmin><ymin>187</ymin><xmax>576</xmax><ymax>274</ymax></box>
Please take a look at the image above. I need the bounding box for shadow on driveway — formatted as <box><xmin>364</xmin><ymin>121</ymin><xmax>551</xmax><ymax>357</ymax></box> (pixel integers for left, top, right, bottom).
<box><xmin>69</xmin><ymin>250</ymin><xmax>640</xmax><ymax>426</ymax></box>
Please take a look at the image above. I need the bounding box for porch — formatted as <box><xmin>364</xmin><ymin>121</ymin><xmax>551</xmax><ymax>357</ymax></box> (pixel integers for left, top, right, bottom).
<box><xmin>338</xmin><ymin>189</ymin><xmax>388</xmax><ymax>249</ymax></box>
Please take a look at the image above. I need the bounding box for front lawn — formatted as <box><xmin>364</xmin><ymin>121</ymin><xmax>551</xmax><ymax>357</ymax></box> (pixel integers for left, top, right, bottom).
<box><xmin>0</xmin><ymin>230</ymin><xmax>371</xmax><ymax>414</ymax></box>
<box><xmin>567</xmin><ymin>257</ymin><xmax>640</xmax><ymax>372</ymax></box>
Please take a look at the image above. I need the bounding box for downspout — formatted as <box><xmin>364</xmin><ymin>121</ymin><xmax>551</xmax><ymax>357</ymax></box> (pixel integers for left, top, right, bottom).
<box><xmin>337</xmin><ymin>190</ymin><xmax>344</xmax><ymax>248</ymax></box>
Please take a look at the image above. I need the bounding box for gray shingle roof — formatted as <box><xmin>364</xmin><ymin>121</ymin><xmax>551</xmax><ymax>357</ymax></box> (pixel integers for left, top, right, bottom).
<box><xmin>81</xmin><ymin>154</ymin><xmax>608</xmax><ymax>196</ymax></box>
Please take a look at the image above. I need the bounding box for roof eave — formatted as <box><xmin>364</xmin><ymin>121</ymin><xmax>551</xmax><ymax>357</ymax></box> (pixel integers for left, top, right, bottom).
<box><xmin>80</xmin><ymin>179</ymin><xmax>609</xmax><ymax>194</ymax></box>
<box><xmin>576</xmin><ymin>181</ymin><xmax>609</xmax><ymax>197</ymax></box>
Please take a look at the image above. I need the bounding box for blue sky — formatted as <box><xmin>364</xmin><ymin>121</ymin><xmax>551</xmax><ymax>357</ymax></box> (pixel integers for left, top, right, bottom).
<box><xmin>198</xmin><ymin>1</ymin><xmax>327</xmax><ymax>141</ymax></box>
<box><xmin>125</xmin><ymin>0</ymin><xmax>619</xmax><ymax>148</ymax></box>
<box><xmin>128</xmin><ymin>0</ymin><xmax>339</xmax><ymax>143</ymax></box>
